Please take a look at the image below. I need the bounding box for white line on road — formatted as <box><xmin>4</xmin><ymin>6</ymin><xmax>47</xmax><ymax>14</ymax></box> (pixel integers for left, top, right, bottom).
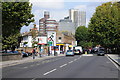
<box><xmin>37</xmin><ymin>64</ymin><xmax>40</xmax><ymax>65</ymax></box>
<box><xmin>106</xmin><ymin>56</ymin><xmax>120</xmax><ymax>70</ymax></box>
<box><xmin>60</xmin><ymin>64</ymin><xmax>67</xmax><ymax>68</ymax></box>
<box><xmin>43</xmin><ymin>69</ymin><xmax>57</xmax><ymax>75</ymax></box>
<box><xmin>30</xmin><ymin>65</ymin><xmax>34</xmax><ymax>67</ymax></box>
<box><xmin>74</xmin><ymin>59</ymin><xmax>77</xmax><ymax>61</ymax></box>
<box><xmin>23</xmin><ymin>67</ymin><xmax>28</xmax><ymax>68</ymax></box>
<box><xmin>68</xmin><ymin>61</ymin><xmax>73</xmax><ymax>64</ymax></box>
<box><xmin>78</xmin><ymin>56</ymin><xmax>82</xmax><ymax>59</ymax></box>
<box><xmin>31</xmin><ymin>78</ymin><xmax>36</xmax><ymax>80</ymax></box>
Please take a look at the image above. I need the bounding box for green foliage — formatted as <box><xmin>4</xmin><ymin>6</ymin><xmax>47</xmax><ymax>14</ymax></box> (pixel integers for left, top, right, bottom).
<box><xmin>75</xmin><ymin>26</ymin><xmax>92</xmax><ymax>48</ymax></box>
<box><xmin>2</xmin><ymin>2</ymin><xmax>34</xmax><ymax>50</ymax></box>
<box><xmin>2</xmin><ymin>33</ymin><xmax>20</xmax><ymax>50</ymax></box>
<box><xmin>23</xmin><ymin>42</ymin><xmax>28</xmax><ymax>45</ymax></box>
<box><xmin>32</xmin><ymin>41</ymin><xmax>38</xmax><ymax>47</ymax></box>
<box><xmin>31</xmin><ymin>24</ymin><xmax>38</xmax><ymax>40</ymax></box>
<box><xmin>88</xmin><ymin>2</ymin><xmax>120</xmax><ymax>51</ymax></box>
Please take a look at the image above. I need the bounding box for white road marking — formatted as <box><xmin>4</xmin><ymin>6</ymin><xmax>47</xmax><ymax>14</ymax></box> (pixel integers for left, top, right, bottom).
<box><xmin>77</xmin><ymin>56</ymin><xmax>81</xmax><ymax>59</ymax></box>
<box><xmin>23</xmin><ymin>67</ymin><xmax>28</xmax><ymax>68</ymax></box>
<box><xmin>106</xmin><ymin>56</ymin><xmax>120</xmax><ymax>70</ymax></box>
<box><xmin>37</xmin><ymin>64</ymin><xmax>40</xmax><ymax>65</ymax></box>
<box><xmin>42</xmin><ymin>61</ymin><xmax>46</xmax><ymax>64</ymax></box>
<box><xmin>74</xmin><ymin>59</ymin><xmax>77</xmax><ymax>61</ymax></box>
<box><xmin>82</xmin><ymin>54</ymin><xmax>93</xmax><ymax>56</ymax></box>
<box><xmin>68</xmin><ymin>61</ymin><xmax>73</xmax><ymax>64</ymax></box>
<box><xmin>43</xmin><ymin>69</ymin><xmax>57</xmax><ymax>75</ymax></box>
<box><xmin>60</xmin><ymin>64</ymin><xmax>67</xmax><ymax>68</ymax></box>
<box><xmin>30</xmin><ymin>65</ymin><xmax>34</xmax><ymax>67</ymax></box>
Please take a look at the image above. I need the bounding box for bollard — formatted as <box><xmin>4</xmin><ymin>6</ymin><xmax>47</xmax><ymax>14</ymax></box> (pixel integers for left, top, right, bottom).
<box><xmin>85</xmin><ymin>51</ymin><xmax>87</xmax><ymax>54</ymax></box>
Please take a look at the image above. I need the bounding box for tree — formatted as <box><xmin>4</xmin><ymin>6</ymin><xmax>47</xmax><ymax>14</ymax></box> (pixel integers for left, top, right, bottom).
<box><xmin>30</xmin><ymin>24</ymin><xmax>38</xmax><ymax>47</ymax></box>
<box><xmin>88</xmin><ymin>2</ymin><xmax>120</xmax><ymax>53</ymax></box>
<box><xmin>75</xmin><ymin>26</ymin><xmax>92</xmax><ymax>48</ymax></box>
<box><xmin>2</xmin><ymin>2</ymin><xmax>34</xmax><ymax>50</ymax></box>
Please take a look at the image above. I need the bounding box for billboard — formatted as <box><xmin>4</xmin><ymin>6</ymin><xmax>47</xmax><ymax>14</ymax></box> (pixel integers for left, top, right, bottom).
<box><xmin>37</xmin><ymin>36</ymin><xmax>47</xmax><ymax>44</ymax></box>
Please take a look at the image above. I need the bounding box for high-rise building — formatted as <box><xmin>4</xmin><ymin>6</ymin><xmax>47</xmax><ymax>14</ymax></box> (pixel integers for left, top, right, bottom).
<box><xmin>39</xmin><ymin>11</ymin><xmax>58</xmax><ymax>36</ymax></box>
<box><xmin>58</xmin><ymin>18</ymin><xmax>75</xmax><ymax>34</ymax></box>
<box><xmin>69</xmin><ymin>9</ymin><xmax>86</xmax><ymax>29</ymax></box>
<box><xmin>79</xmin><ymin>11</ymin><xmax>86</xmax><ymax>27</ymax></box>
<box><xmin>69</xmin><ymin>9</ymin><xmax>79</xmax><ymax>23</ymax></box>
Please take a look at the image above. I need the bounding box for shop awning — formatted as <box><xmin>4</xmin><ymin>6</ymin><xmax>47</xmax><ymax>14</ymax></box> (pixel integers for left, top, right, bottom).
<box><xmin>56</xmin><ymin>44</ymin><xmax>64</xmax><ymax>45</ymax></box>
<box><xmin>38</xmin><ymin>43</ymin><xmax>46</xmax><ymax>45</ymax></box>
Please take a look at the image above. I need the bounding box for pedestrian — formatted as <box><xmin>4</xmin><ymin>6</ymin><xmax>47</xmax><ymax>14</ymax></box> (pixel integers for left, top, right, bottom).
<box><xmin>48</xmin><ymin>51</ymin><xmax>50</xmax><ymax>56</ymax></box>
<box><xmin>39</xmin><ymin>52</ymin><xmax>42</xmax><ymax>57</ymax></box>
<box><xmin>32</xmin><ymin>47</ymin><xmax>36</xmax><ymax>59</ymax></box>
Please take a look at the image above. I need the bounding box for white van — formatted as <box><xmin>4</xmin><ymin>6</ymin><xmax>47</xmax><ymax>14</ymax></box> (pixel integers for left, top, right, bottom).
<box><xmin>75</xmin><ymin>46</ymin><xmax>83</xmax><ymax>53</ymax></box>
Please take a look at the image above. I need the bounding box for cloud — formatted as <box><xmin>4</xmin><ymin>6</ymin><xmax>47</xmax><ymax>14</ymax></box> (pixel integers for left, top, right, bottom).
<box><xmin>50</xmin><ymin>10</ymin><xmax>68</xmax><ymax>21</ymax></box>
<box><xmin>33</xmin><ymin>10</ymin><xmax>44</xmax><ymax>24</ymax></box>
<box><xmin>20</xmin><ymin>24</ymin><xmax>39</xmax><ymax>33</ymax></box>
<box><xmin>33</xmin><ymin>9</ymin><xmax>68</xmax><ymax>22</ymax></box>
<box><xmin>30</xmin><ymin>0</ymin><xmax>64</xmax><ymax>9</ymax></box>
<box><xmin>74</xmin><ymin>5</ymin><xmax>86</xmax><ymax>11</ymax></box>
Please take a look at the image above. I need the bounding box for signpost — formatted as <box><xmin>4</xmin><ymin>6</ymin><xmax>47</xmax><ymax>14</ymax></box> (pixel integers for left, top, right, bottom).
<box><xmin>47</xmin><ymin>32</ymin><xmax>56</xmax><ymax>56</ymax></box>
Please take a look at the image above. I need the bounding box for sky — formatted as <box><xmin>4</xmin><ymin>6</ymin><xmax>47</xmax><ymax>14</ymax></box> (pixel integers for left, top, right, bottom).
<box><xmin>20</xmin><ymin>0</ymin><xmax>118</xmax><ymax>33</ymax></box>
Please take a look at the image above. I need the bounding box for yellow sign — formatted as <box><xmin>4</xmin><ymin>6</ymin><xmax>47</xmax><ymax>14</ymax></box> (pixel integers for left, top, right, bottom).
<box><xmin>68</xmin><ymin>45</ymin><xmax>72</xmax><ymax>47</ymax></box>
<box><xmin>56</xmin><ymin>44</ymin><xmax>64</xmax><ymax>45</ymax></box>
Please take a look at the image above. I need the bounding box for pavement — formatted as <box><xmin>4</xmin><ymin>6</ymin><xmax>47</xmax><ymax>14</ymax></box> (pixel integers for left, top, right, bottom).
<box><xmin>106</xmin><ymin>54</ymin><xmax>120</xmax><ymax>66</ymax></box>
<box><xmin>0</xmin><ymin>54</ymin><xmax>65</xmax><ymax>68</ymax></box>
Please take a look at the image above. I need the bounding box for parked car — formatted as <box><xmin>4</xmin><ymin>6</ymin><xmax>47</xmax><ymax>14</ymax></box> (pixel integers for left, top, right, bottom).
<box><xmin>22</xmin><ymin>51</ymin><xmax>28</xmax><ymax>57</ymax></box>
<box><xmin>4</xmin><ymin>51</ymin><xmax>19</xmax><ymax>54</ymax></box>
<box><xmin>74</xmin><ymin>49</ymin><xmax>81</xmax><ymax>55</ymax></box>
<box><xmin>26</xmin><ymin>52</ymin><xmax>32</xmax><ymax>56</ymax></box>
<box><xmin>66</xmin><ymin>50</ymin><xmax>74</xmax><ymax>56</ymax></box>
<box><xmin>97</xmin><ymin>51</ymin><xmax>105</xmax><ymax>56</ymax></box>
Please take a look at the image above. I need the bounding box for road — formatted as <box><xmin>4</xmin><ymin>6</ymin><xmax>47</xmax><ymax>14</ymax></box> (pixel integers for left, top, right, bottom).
<box><xmin>2</xmin><ymin>54</ymin><xmax>119</xmax><ymax>79</ymax></box>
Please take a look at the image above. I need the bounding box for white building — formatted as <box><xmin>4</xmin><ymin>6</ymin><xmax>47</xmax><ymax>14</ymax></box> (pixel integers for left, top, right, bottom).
<box><xmin>69</xmin><ymin>9</ymin><xmax>86</xmax><ymax>29</ymax></box>
<box><xmin>20</xmin><ymin>32</ymin><xmax>47</xmax><ymax>48</ymax></box>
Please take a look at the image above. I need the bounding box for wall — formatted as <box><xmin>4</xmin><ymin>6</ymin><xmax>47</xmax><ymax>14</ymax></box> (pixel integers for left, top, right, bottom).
<box><xmin>1</xmin><ymin>53</ymin><xmax>22</xmax><ymax>61</ymax></box>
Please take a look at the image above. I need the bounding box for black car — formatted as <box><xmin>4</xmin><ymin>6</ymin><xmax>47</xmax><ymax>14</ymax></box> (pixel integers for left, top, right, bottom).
<box><xmin>97</xmin><ymin>51</ymin><xmax>105</xmax><ymax>56</ymax></box>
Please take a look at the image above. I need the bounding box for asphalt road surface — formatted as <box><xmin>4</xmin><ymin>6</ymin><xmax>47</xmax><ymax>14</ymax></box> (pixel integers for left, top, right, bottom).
<box><xmin>2</xmin><ymin>54</ymin><xmax>119</xmax><ymax>79</ymax></box>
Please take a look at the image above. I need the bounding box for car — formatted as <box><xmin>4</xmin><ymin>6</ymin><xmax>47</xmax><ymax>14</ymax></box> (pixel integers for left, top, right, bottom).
<box><xmin>74</xmin><ymin>49</ymin><xmax>81</xmax><ymax>55</ymax></box>
<box><xmin>22</xmin><ymin>51</ymin><xmax>28</xmax><ymax>57</ymax></box>
<box><xmin>26</xmin><ymin>52</ymin><xmax>32</xmax><ymax>56</ymax></box>
<box><xmin>66</xmin><ymin>50</ymin><xmax>74</xmax><ymax>56</ymax></box>
<box><xmin>4</xmin><ymin>51</ymin><xmax>19</xmax><ymax>54</ymax></box>
<box><xmin>97</xmin><ymin>51</ymin><xmax>105</xmax><ymax>56</ymax></box>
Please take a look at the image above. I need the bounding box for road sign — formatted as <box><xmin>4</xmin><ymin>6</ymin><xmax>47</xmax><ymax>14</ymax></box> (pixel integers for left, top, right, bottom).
<box><xmin>47</xmin><ymin>32</ymin><xmax>56</xmax><ymax>46</ymax></box>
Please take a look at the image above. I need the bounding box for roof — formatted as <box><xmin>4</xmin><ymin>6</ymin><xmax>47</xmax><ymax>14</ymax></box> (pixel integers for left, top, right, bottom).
<box><xmin>22</xmin><ymin>32</ymin><xmax>32</xmax><ymax>36</ymax></box>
